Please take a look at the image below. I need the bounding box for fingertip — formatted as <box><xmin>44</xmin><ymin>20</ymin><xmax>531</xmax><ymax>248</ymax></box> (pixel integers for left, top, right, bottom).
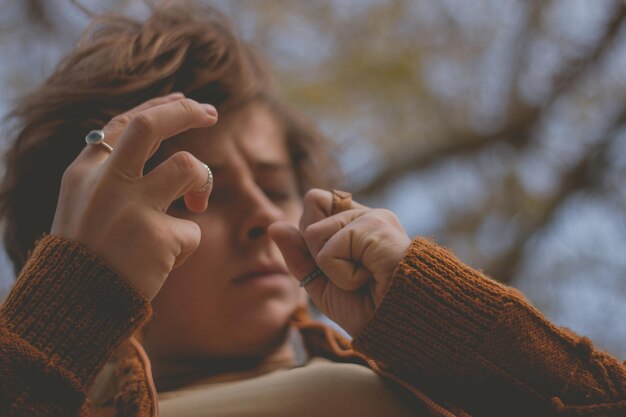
<box><xmin>270</xmin><ymin>223</ymin><xmax>316</xmax><ymax>276</ymax></box>
<box><xmin>300</xmin><ymin>188</ymin><xmax>333</xmax><ymax>233</ymax></box>
<box><xmin>202</xmin><ymin>104</ymin><xmax>218</xmax><ymax>118</ymax></box>
<box><xmin>183</xmin><ymin>192</ymin><xmax>209</xmax><ymax>213</ymax></box>
<box><xmin>268</xmin><ymin>222</ymin><xmax>281</xmax><ymax>240</ymax></box>
<box><xmin>268</xmin><ymin>220</ymin><xmax>291</xmax><ymax>236</ymax></box>
<box><xmin>269</xmin><ymin>221</ymin><xmax>300</xmax><ymax>248</ymax></box>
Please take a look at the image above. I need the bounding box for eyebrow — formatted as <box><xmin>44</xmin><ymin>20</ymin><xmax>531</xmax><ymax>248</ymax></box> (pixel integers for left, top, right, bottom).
<box><xmin>254</xmin><ymin>161</ymin><xmax>292</xmax><ymax>172</ymax></box>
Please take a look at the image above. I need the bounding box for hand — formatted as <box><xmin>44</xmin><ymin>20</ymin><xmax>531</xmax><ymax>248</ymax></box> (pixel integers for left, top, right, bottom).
<box><xmin>269</xmin><ymin>189</ymin><xmax>411</xmax><ymax>337</ymax></box>
<box><xmin>50</xmin><ymin>93</ymin><xmax>218</xmax><ymax>301</ymax></box>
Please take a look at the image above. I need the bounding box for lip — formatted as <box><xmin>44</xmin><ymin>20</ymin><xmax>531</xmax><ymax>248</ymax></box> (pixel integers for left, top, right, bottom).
<box><xmin>232</xmin><ymin>264</ymin><xmax>290</xmax><ymax>284</ymax></box>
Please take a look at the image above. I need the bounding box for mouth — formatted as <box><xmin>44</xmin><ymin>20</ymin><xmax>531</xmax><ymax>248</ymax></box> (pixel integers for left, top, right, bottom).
<box><xmin>232</xmin><ymin>264</ymin><xmax>291</xmax><ymax>285</ymax></box>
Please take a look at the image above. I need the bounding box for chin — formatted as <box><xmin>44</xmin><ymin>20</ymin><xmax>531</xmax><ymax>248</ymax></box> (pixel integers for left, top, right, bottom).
<box><xmin>226</xmin><ymin>298</ymin><xmax>298</xmax><ymax>356</ymax></box>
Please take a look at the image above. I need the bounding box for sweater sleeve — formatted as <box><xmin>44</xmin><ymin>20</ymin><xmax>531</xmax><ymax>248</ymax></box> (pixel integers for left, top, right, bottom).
<box><xmin>0</xmin><ymin>235</ymin><xmax>152</xmax><ymax>417</ymax></box>
<box><xmin>352</xmin><ymin>237</ymin><xmax>626</xmax><ymax>417</ymax></box>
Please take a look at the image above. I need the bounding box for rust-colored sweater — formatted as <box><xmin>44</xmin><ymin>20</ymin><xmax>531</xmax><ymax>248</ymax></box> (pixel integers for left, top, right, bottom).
<box><xmin>1</xmin><ymin>235</ymin><xmax>624</xmax><ymax>417</ymax></box>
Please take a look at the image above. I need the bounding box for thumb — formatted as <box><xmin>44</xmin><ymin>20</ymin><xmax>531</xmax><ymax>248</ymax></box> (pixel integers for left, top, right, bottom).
<box><xmin>269</xmin><ymin>221</ymin><xmax>327</xmax><ymax>305</ymax></box>
<box><xmin>169</xmin><ymin>216</ymin><xmax>202</xmax><ymax>269</ymax></box>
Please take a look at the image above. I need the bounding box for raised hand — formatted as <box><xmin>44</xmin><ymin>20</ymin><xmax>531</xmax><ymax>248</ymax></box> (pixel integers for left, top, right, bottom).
<box><xmin>51</xmin><ymin>93</ymin><xmax>218</xmax><ymax>300</ymax></box>
<box><xmin>269</xmin><ymin>189</ymin><xmax>411</xmax><ymax>337</ymax></box>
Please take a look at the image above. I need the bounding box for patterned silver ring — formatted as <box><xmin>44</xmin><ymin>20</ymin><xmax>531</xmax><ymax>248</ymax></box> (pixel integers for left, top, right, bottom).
<box><xmin>299</xmin><ymin>268</ymin><xmax>324</xmax><ymax>287</ymax></box>
<box><xmin>198</xmin><ymin>163</ymin><xmax>213</xmax><ymax>192</ymax></box>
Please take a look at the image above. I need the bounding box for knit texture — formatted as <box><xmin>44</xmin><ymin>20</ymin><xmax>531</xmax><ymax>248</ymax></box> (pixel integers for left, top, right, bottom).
<box><xmin>0</xmin><ymin>235</ymin><xmax>151</xmax><ymax>417</ymax></box>
<box><xmin>1</xmin><ymin>235</ymin><xmax>625</xmax><ymax>416</ymax></box>
<box><xmin>352</xmin><ymin>237</ymin><xmax>626</xmax><ymax>416</ymax></box>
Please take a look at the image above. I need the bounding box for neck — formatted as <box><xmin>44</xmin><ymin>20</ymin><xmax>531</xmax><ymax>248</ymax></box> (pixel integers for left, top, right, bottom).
<box><xmin>150</xmin><ymin>326</ymin><xmax>306</xmax><ymax>392</ymax></box>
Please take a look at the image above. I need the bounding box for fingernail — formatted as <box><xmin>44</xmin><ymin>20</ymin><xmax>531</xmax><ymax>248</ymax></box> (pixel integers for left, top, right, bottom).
<box><xmin>203</xmin><ymin>104</ymin><xmax>218</xmax><ymax>117</ymax></box>
<box><xmin>168</xmin><ymin>92</ymin><xmax>185</xmax><ymax>98</ymax></box>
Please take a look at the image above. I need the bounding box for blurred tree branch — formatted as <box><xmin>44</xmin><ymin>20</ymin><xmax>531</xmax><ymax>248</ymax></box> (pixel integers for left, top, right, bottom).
<box><xmin>25</xmin><ymin>0</ymin><xmax>52</xmax><ymax>29</ymax></box>
<box><xmin>354</xmin><ymin>2</ymin><xmax>626</xmax><ymax>197</ymax></box>
<box><xmin>488</xmin><ymin>118</ymin><xmax>620</xmax><ymax>283</ymax></box>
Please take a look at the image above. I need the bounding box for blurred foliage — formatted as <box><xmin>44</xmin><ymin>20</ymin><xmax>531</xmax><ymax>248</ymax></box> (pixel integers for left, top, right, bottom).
<box><xmin>0</xmin><ymin>0</ymin><xmax>624</xmax><ymax>356</ymax></box>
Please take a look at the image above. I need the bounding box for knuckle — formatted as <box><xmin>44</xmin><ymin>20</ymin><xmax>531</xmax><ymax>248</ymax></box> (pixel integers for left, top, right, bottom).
<box><xmin>61</xmin><ymin>162</ymin><xmax>82</xmax><ymax>186</ymax></box>
<box><xmin>128</xmin><ymin>112</ymin><xmax>155</xmax><ymax>136</ymax></box>
<box><xmin>107</xmin><ymin>114</ymin><xmax>132</xmax><ymax>130</ymax></box>
<box><xmin>151</xmin><ymin>221</ymin><xmax>173</xmax><ymax>245</ymax></box>
<box><xmin>303</xmin><ymin>223</ymin><xmax>320</xmax><ymax>243</ymax></box>
<box><xmin>362</xmin><ymin>231</ymin><xmax>381</xmax><ymax>249</ymax></box>
<box><xmin>360</xmin><ymin>213</ymin><xmax>402</xmax><ymax>243</ymax></box>
<box><xmin>316</xmin><ymin>249</ymin><xmax>332</xmax><ymax>271</ymax></box>
<box><xmin>178</xmin><ymin>98</ymin><xmax>198</xmax><ymax>115</ymax></box>
<box><xmin>170</xmin><ymin>151</ymin><xmax>197</xmax><ymax>177</ymax></box>
<box><xmin>303</xmin><ymin>188</ymin><xmax>327</xmax><ymax>208</ymax></box>
<box><xmin>374</xmin><ymin>208</ymin><xmax>399</xmax><ymax>224</ymax></box>
<box><xmin>362</xmin><ymin>213</ymin><xmax>386</xmax><ymax>228</ymax></box>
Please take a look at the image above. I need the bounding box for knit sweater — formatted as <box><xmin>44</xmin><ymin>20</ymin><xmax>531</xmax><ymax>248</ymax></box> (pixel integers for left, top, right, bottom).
<box><xmin>0</xmin><ymin>235</ymin><xmax>624</xmax><ymax>417</ymax></box>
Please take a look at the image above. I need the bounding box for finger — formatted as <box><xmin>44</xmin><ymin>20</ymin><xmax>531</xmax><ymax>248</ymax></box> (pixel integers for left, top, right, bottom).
<box><xmin>300</xmin><ymin>188</ymin><xmax>365</xmax><ymax>233</ymax></box>
<box><xmin>316</xmin><ymin>219</ymin><xmax>373</xmax><ymax>291</ymax></box>
<box><xmin>143</xmin><ymin>151</ymin><xmax>212</xmax><ymax>212</ymax></box>
<box><xmin>166</xmin><ymin>216</ymin><xmax>202</xmax><ymax>269</ymax></box>
<box><xmin>302</xmin><ymin>208</ymin><xmax>367</xmax><ymax>257</ymax></box>
<box><xmin>182</xmin><ymin>163</ymin><xmax>213</xmax><ymax>213</ymax></box>
<box><xmin>110</xmin><ymin>98</ymin><xmax>218</xmax><ymax>176</ymax></box>
<box><xmin>80</xmin><ymin>92</ymin><xmax>186</xmax><ymax>163</ymax></box>
<box><xmin>124</xmin><ymin>92</ymin><xmax>186</xmax><ymax>119</ymax></box>
<box><xmin>269</xmin><ymin>221</ymin><xmax>328</xmax><ymax>305</ymax></box>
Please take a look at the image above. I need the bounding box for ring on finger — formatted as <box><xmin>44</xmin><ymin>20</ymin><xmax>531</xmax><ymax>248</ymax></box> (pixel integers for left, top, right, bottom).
<box><xmin>299</xmin><ymin>268</ymin><xmax>324</xmax><ymax>287</ymax></box>
<box><xmin>85</xmin><ymin>129</ymin><xmax>114</xmax><ymax>153</ymax></box>
<box><xmin>197</xmin><ymin>163</ymin><xmax>213</xmax><ymax>192</ymax></box>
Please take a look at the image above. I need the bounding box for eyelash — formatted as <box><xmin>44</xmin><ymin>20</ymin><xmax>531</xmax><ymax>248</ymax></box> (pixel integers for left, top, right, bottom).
<box><xmin>169</xmin><ymin>189</ymin><xmax>293</xmax><ymax>211</ymax></box>
<box><xmin>265</xmin><ymin>190</ymin><xmax>292</xmax><ymax>202</ymax></box>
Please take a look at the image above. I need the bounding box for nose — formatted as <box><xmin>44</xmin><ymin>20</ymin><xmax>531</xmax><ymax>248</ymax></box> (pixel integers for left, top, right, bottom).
<box><xmin>237</xmin><ymin>183</ymin><xmax>284</xmax><ymax>243</ymax></box>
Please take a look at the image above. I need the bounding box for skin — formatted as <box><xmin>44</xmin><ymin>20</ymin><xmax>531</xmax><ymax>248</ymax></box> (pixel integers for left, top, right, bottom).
<box><xmin>36</xmin><ymin>92</ymin><xmax>626</xmax><ymax>416</ymax></box>
<box><xmin>271</xmin><ymin>190</ymin><xmax>411</xmax><ymax>337</ymax></box>
<box><xmin>142</xmin><ymin>103</ymin><xmax>305</xmax><ymax>387</ymax></box>
<box><xmin>51</xmin><ymin>94</ymin><xmax>218</xmax><ymax>300</ymax></box>
<box><xmin>51</xmin><ymin>94</ymin><xmax>412</xmax><ymax>390</ymax></box>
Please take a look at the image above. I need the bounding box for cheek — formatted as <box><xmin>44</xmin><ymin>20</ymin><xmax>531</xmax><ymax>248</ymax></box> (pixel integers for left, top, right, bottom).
<box><xmin>168</xmin><ymin>208</ymin><xmax>231</xmax><ymax>254</ymax></box>
<box><xmin>195</xmin><ymin>215</ymin><xmax>228</xmax><ymax>253</ymax></box>
<box><xmin>159</xmin><ymin>212</ymin><xmax>231</xmax><ymax>294</ymax></box>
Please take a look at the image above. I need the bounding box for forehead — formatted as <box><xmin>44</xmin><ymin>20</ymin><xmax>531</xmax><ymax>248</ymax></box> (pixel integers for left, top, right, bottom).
<box><xmin>160</xmin><ymin>102</ymin><xmax>290</xmax><ymax>168</ymax></box>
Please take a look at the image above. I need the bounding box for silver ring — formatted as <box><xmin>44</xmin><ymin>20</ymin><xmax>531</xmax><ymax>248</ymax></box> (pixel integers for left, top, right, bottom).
<box><xmin>85</xmin><ymin>129</ymin><xmax>113</xmax><ymax>153</ymax></box>
<box><xmin>198</xmin><ymin>163</ymin><xmax>213</xmax><ymax>192</ymax></box>
<box><xmin>299</xmin><ymin>268</ymin><xmax>324</xmax><ymax>287</ymax></box>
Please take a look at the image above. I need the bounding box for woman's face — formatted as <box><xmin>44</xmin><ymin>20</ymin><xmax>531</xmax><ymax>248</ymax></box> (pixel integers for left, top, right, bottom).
<box><xmin>144</xmin><ymin>103</ymin><xmax>304</xmax><ymax>359</ymax></box>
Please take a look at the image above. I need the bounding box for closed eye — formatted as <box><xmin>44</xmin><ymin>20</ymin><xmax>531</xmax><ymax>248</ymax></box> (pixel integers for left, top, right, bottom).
<box><xmin>265</xmin><ymin>190</ymin><xmax>291</xmax><ymax>201</ymax></box>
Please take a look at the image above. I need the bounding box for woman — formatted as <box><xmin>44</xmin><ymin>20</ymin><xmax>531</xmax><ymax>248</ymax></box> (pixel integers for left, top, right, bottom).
<box><xmin>0</xmin><ymin>2</ymin><xmax>624</xmax><ymax>417</ymax></box>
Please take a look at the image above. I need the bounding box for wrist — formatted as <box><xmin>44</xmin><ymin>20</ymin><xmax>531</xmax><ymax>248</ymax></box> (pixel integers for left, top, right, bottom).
<box><xmin>1</xmin><ymin>235</ymin><xmax>152</xmax><ymax>384</ymax></box>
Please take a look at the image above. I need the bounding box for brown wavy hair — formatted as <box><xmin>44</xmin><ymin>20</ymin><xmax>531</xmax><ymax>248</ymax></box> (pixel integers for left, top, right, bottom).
<box><xmin>0</xmin><ymin>1</ymin><xmax>339</xmax><ymax>274</ymax></box>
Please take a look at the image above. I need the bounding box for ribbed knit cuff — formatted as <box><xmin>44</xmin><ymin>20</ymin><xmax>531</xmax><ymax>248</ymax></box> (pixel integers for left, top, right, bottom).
<box><xmin>0</xmin><ymin>235</ymin><xmax>152</xmax><ymax>386</ymax></box>
<box><xmin>352</xmin><ymin>236</ymin><xmax>516</xmax><ymax>377</ymax></box>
